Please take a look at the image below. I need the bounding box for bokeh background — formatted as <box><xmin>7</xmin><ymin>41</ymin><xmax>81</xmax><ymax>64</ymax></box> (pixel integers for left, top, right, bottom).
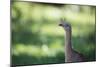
<box><xmin>11</xmin><ymin>2</ymin><xmax>96</xmax><ymax>66</ymax></box>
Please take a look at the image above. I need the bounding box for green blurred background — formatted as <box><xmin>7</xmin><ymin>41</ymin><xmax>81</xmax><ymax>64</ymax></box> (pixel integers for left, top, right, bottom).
<box><xmin>11</xmin><ymin>2</ymin><xmax>96</xmax><ymax>66</ymax></box>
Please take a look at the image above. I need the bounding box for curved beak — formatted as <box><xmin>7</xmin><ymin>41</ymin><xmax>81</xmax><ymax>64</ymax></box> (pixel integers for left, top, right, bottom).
<box><xmin>59</xmin><ymin>23</ymin><xmax>63</xmax><ymax>26</ymax></box>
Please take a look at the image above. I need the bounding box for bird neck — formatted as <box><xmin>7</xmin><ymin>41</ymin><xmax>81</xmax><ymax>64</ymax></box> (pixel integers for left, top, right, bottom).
<box><xmin>65</xmin><ymin>27</ymin><xmax>73</xmax><ymax>62</ymax></box>
<box><xmin>65</xmin><ymin>29</ymin><xmax>72</xmax><ymax>50</ymax></box>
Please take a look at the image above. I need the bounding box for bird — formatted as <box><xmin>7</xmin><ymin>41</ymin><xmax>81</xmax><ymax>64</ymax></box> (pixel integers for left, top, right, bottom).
<box><xmin>59</xmin><ymin>19</ymin><xmax>85</xmax><ymax>63</ymax></box>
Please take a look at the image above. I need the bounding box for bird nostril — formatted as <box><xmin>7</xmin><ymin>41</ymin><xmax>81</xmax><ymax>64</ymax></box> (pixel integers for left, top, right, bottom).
<box><xmin>59</xmin><ymin>24</ymin><xmax>63</xmax><ymax>26</ymax></box>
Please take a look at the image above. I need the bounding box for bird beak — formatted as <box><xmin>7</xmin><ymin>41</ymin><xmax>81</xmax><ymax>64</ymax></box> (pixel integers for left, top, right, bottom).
<box><xmin>59</xmin><ymin>23</ymin><xmax>63</xmax><ymax>26</ymax></box>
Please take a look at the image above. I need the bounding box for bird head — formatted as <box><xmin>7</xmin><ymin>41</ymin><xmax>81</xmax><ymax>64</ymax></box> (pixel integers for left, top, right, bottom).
<box><xmin>59</xmin><ymin>19</ymin><xmax>71</xmax><ymax>31</ymax></box>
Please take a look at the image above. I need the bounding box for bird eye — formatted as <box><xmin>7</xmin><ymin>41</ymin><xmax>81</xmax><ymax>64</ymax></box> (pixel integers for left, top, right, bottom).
<box><xmin>65</xmin><ymin>24</ymin><xmax>69</xmax><ymax>27</ymax></box>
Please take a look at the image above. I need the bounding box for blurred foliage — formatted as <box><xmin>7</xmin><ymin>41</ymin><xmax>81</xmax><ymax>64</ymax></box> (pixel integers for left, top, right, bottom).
<box><xmin>11</xmin><ymin>2</ymin><xmax>96</xmax><ymax>66</ymax></box>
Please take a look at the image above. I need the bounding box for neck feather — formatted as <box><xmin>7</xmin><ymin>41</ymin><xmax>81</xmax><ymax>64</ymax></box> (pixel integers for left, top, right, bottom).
<box><xmin>65</xmin><ymin>29</ymin><xmax>72</xmax><ymax>50</ymax></box>
<box><xmin>65</xmin><ymin>27</ymin><xmax>73</xmax><ymax>62</ymax></box>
